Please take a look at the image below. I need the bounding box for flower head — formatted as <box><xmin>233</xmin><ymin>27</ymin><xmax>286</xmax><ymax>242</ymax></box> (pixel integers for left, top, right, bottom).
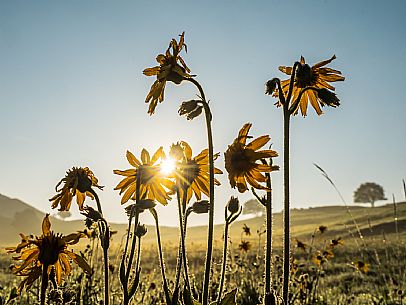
<box><xmin>175</xmin><ymin>141</ymin><xmax>222</xmax><ymax>204</ymax></box>
<box><xmin>49</xmin><ymin>167</ymin><xmax>103</xmax><ymax>211</ymax></box>
<box><xmin>6</xmin><ymin>215</ymin><xmax>91</xmax><ymax>294</ymax></box>
<box><xmin>238</xmin><ymin>240</ymin><xmax>252</xmax><ymax>252</ymax></box>
<box><xmin>143</xmin><ymin>32</ymin><xmax>192</xmax><ymax>115</ymax></box>
<box><xmin>295</xmin><ymin>238</ymin><xmax>307</xmax><ymax>251</ymax></box>
<box><xmin>276</xmin><ymin>55</ymin><xmax>345</xmax><ymax>116</ymax></box>
<box><xmin>242</xmin><ymin>224</ymin><xmax>251</xmax><ymax>236</ymax></box>
<box><xmin>224</xmin><ymin>123</ymin><xmax>279</xmax><ymax>193</ymax></box>
<box><xmin>114</xmin><ymin>148</ymin><xmax>175</xmax><ymax>205</ymax></box>
<box><xmin>353</xmin><ymin>261</ymin><xmax>369</xmax><ymax>273</ymax></box>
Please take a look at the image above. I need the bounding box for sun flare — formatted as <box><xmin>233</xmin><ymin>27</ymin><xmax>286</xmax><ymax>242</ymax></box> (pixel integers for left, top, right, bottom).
<box><xmin>160</xmin><ymin>157</ymin><xmax>176</xmax><ymax>176</ymax></box>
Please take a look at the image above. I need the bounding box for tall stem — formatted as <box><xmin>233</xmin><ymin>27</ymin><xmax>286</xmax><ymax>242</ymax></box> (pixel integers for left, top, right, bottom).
<box><xmin>185</xmin><ymin>77</ymin><xmax>214</xmax><ymax>305</ymax></box>
<box><xmin>40</xmin><ymin>264</ymin><xmax>49</xmax><ymax>305</ymax></box>
<box><xmin>217</xmin><ymin>219</ymin><xmax>229</xmax><ymax>303</ymax></box>
<box><xmin>282</xmin><ymin>106</ymin><xmax>291</xmax><ymax>304</ymax></box>
<box><xmin>264</xmin><ymin>167</ymin><xmax>273</xmax><ymax>304</ymax></box>
<box><xmin>151</xmin><ymin>208</ymin><xmax>171</xmax><ymax>305</ymax></box>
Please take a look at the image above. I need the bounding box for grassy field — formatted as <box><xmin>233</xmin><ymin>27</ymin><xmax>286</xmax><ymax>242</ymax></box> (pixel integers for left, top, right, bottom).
<box><xmin>1</xmin><ymin>201</ymin><xmax>405</xmax><ymax>304</ymax></box>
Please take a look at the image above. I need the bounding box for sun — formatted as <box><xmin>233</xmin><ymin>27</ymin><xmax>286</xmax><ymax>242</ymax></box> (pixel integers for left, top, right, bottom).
<box><xmin>160</xmin><ymin>157</ymin><xmax>176</xmax><ymax>176</ymax></box>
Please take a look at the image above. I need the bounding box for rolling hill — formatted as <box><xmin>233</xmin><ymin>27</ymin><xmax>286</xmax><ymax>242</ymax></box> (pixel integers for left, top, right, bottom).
<box><xmin>1</xmin><ymin>193</ymin><xmax>405</xmax><ymax>248</ymax></box>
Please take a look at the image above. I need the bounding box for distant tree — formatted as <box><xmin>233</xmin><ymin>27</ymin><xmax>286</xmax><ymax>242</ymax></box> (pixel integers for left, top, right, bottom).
<box><xmin>57</xmin><ymin>210</ymin><xmax>72</xmax><ymax>220</ymax></box>
<box><xmin>242</xmin><ymin>199</ymin><xmax>264</xmax><ymax>216</ymax></box>
<box><xmin>354</xmin><ymin>182</ymin><xmax>386</xmax><ymax>208</ymax></box>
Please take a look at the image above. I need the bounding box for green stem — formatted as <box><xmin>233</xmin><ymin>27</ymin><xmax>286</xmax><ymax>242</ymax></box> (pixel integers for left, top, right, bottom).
<box><xmin>151</xmin><ymin>208</ymin><xmax>171</xmax><ymax>305</ymax></box>
<box><xmin>282</xmin><ymin>105</ymin><xmax>291</xmax><ymax>304</ymax></box>
<box><xmin>185</xmin><ymin>77</ymin><xmax>214</xmax><ymax>305</ymax></box>
<box><xmin>217</xmin><ymin>215</ymin><xmax>229</xmax><ymax>303</ymax></box>
<box><xmin>264</xmin><ymin>164</ymin><xmax>273</xmax><ymax>304</ymax></box>
<box><xmin>40</xmin><ymin>264</ymin><xmax>49</xmax><ymax>305</ymax></box>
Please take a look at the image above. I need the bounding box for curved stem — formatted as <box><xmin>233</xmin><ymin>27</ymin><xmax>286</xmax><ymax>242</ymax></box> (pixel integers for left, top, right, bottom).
<box><xmin>217</xmin><ymin>215</ymin><xmax>229</xmax><ymax>303</ymax></box>
<box><xmin>40</xmin><ymin>264</ymin><xmax>49</xmax><ymax>305</ymax></box>
<box><xmin>125</xmin><ymin>211</ymin><xmax>139</xmax><ymax>282</ymax></box>
<box><xmin>286</xmin><ymin>62</ymin><xmax>300</xmax><ymax>104</ymax></box>
<box><xmin>89</xmin><ymin>188</ymin><xmax>103</xmax><ymax>215</ymax></box>
<box><xmin>185</xmin><ymin>77</ymin><xmax>214</xmax><ymax>305</ymax></box>
<box><xmin>282</xmin><ymin>105</ymin><xmax>291</xmax><ymax>304</ymax></box>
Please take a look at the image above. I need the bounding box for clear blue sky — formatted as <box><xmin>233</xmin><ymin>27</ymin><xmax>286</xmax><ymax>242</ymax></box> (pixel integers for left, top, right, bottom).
<box><xmin>1</xmin><ymin>0</ymin><xmax>405</xmax><ymax>226</ymax></box>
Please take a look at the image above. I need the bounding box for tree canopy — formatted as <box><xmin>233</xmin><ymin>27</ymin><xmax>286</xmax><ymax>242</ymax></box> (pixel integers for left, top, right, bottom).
<box><xmin>353</xmin><ymin>182</ymin><xmax>386</xmax><ymax>208</ymax></box>
<box><xmin>242</xmin><ymin>199</ymin><xmax>264</xmax><ymax>215</ymax></box>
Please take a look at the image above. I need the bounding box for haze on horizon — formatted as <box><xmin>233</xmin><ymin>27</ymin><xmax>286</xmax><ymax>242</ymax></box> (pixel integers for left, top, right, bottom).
<box><xmin>0</xmin><ymin>0</ymin><xmax>405</xmax><ymax>227</ymax></box>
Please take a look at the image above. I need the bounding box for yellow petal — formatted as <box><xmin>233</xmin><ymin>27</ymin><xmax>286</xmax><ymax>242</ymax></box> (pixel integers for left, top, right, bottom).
<box><xmin>126</xmin><ymin>150</ymin><xmax>141</xmax><ymax>167</ymax></box>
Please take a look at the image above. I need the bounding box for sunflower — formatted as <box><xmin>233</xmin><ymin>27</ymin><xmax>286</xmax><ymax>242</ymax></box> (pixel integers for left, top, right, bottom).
<box><xmin>276</xmin><ymin>55</ymin><xmax>345</xmax><ymax>116</ymax></box>
<box><xmin>6</xmin><ymin>214</ymin><xmax>91</xmax><ymax>294</ymax></box>
<box><xmin>49</xmin><ymin>167</ymin><xmax>103</xmax><ymax>211</ymax></box>
<box><xmin>143</xmin><ymin>32</ymin><xmax>192</xmax><ymax>115</ymax></box>
<box><xmin>224</xmin><ymin>123</ymin><xmax>279</xmax><ymax>193</ymax></box>
<box><xmin>353</xmin><ymin>261</ymin><xmax>369</xmax><ymax>273</ymax></box>
<box><xmin>174</xmin><ymin>141</ymin><xmax>222</xmax><ymax>204</ymax></box>
<box><xmin>114</xmin><ymin>147</ymin><xmax>175</xmax><ymax>205</ymax></box>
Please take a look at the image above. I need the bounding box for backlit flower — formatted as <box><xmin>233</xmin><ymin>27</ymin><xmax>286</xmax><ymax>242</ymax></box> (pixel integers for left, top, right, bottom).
<box><xmin>277</xmin><ymin>55</ymin><xmax>345</xmax><ymax>116</ymax></box>
<box><xmin>6</xmin><ymin>215</ymin><xmax>91</xmax><ymax>294</ymax></box>
<box><xmin>49</xmin><ymin>167</ymin><xmax>103</xmax><ymax>211</ymax></box>
<box><xmin>143</xmin><ymin>32</ymin><xmax>191</xmax><ymax>115</ymax></box>
<box><xmin>175</xmin><ymin>141</ymin><xmax>222</xmax><ymax>204</ymax></box>
<box><xmin>224</xmin><ymin>123</ymin><xmax>279</xmax><ymax>193</ymax></box>
<box><xmin>114</xmin><ymin>148</ymin><xmax>175</xmax><ymax>205</ymax></box>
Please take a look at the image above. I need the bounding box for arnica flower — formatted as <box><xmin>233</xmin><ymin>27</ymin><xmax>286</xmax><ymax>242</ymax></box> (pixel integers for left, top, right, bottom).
<box><xmin>6</xmin><ymin>215</ymin><xmax>91</xmax><ymax>293</ymax></box>
<box><xmin>238</xmin><ymin>240</ymin><xmax>252</xmax><ymax>252</ymax></box>
<box><xmin>143</xmin><ymin>32</ymin><xmax>192</xmax><ymax>115</ymax></box>
<box><xmin>114</xmin><ymin>148</ymin><xmax>175</xmax><ymax>205</ymax></box>
<box><xmin>242</xmin><ymin>224</ymin><xmax>251</xmax><ymax>236</ymax></box>
<box><xmin>49</xmin><ymin>167</ymin><xmax>103</xmax><ymax>211</ymax></box>
<box><xmin>276</xmin><ymin>55</ymin><xmax>345</xmax><ymax>116</ymax></box>
<box><xmin>175</xmin><ymin>141</ymin><xmax>222</xmax><ymax>204</ymax></box>
<box><xmin>353</xmin><ymin>261</ymin><xmax>369</xmax><ymax>273</ymax></box>
<box><xmin>295</xmin><ymin>238</ymin><xmax>307</xmax><ymax>251</ymax></box>
<box><xmin>224</xmin><ymin>123</ymin><xmax>279</xmax><ymax>193</ymax></box>
<box><xmin>318</xmin><ymin>225</ymin><xmax>328</xmax><ymax>234</ymax></box>
<box><xmin>330</xmin><ymin>237</ymin><xmax>344</xmax><ymax>248</ymax></box>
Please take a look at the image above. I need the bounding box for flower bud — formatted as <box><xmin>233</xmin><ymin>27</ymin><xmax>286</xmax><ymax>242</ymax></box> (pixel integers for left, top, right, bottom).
<box><xmin>227</xmin><ymin>196</ymin><xmax>240</xmax><ymax>214</ymax></box>
<box><xmin>191</xmin><ymin>200</ymin><xmax>210</xmax><ymax>214</ymax></box>
<box><xmin>265</xmin><ymin>78</ymin><xmax>278</xmax><ymax>95</ymax></box>
<box><xmin>135</xmin><ymin>223</ymin><xmax>148</xmax><ymax>238</ymax></box>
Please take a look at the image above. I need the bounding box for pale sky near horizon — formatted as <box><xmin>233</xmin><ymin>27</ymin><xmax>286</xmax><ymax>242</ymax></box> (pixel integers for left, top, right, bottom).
<box><xmin>1</xmin><ymin>0</ymin><xmax>405</xmax><ymax>227</ymax></box>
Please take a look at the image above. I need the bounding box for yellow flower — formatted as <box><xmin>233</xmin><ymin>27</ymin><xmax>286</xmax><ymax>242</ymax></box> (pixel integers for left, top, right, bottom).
<box><xmin>143</xmin><ymin>32</ymin><xmax>191</xmax><ymax>115</ymax></box>
<box><xmin>6</xmin><ymin>215</ymin><xmax>91</xmax><ymax>294</ymax></box>
<box><xmin>224</xmin><ymin>123</ymin><xmax>279</xmax><ymax>193</ymax></box>
<box><xmin>175</xmin><ymin>141</ymin><xmax>222</xmax><ymax>204</ymax></box>
<box><xmin>49</xmin><ymin>167</ymin><xmax>103</xmax><ymax>211</ymax></box>
<box><xmin>353</xmin><ymin>261</ymin><xmax>369</xmax><ymax>273</ymax></box>
<box><xmin>277</xmin><ymin>55</ymin><xmax>345</xmax><ymax>116</ymax></box>
<box><xmin>114</xmin><ymin>148</ymin><xmax>175</xmax><ymax>205</ymax></box>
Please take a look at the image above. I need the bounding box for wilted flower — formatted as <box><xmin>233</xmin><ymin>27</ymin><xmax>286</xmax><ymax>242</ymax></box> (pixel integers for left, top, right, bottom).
<box><xmin>238</xmin><ymin>240</ymin><xmax>252</xmax><ymax>252</ymax></box>
<box><xmin>6</xmin><ymin>215</ymin><xmax>91</xmax><ymax>293</ymax></box>
<box><xmin>276</xmin><ymin>55</ymin><xmax>345</xmax><ymax>116</ymax></box>
<box><xmin>265</xmin><ymin>78</ymin><xmax>278</xmax><ymax>95</ymax></box>
<box><xmin>178</xmin><ymin>100</ymin><xmax>203</xmax><ymax>120</ymax></box>
<box><xmin>80</xmin><ymin>206</ymin><xmax>103</xmax><ymax>223</ymax></box>
<box><xmin>125</xmin><ymin>200</ymin><xmax>157</xmax><ymax>218</ymax></box>
<box><xmin>143</xmin><ymin>32</ymin><xmax>192</xmax><ymax>114</ymax></box>
<box><xmin>114</xmin><ymin>148</ymin><xmax>175</xmax><ymax>205</ymax></box>
<box><xmin>227</xmin><ymin>196</ymin><xmax>240</xmax><ymax>214</ymax></box>
<box><xmin>322</xmin><ymin>249</ymin><xmax>334</xmax><ymax>259</ymax></box>
<box><xmin>49</xmin><ymin>167</ymin><xmax>103</xmax><ymax>211</ymax></box>
<box><xmin>175</xmin><ymin>141</ymin><xmax>222</xmax><ymax>204</ymax></box>
<box><xmin>224</xmin><ymin>123</ymin><xmax>279</xmax><ymax>193</ymax></box>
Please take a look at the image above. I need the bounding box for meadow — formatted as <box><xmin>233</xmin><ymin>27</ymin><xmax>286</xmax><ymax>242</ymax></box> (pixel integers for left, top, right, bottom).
<box><xmin>1</xmin><ymin>202</ymin><xmax>405</xmax><ymax>304</ymax></box>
